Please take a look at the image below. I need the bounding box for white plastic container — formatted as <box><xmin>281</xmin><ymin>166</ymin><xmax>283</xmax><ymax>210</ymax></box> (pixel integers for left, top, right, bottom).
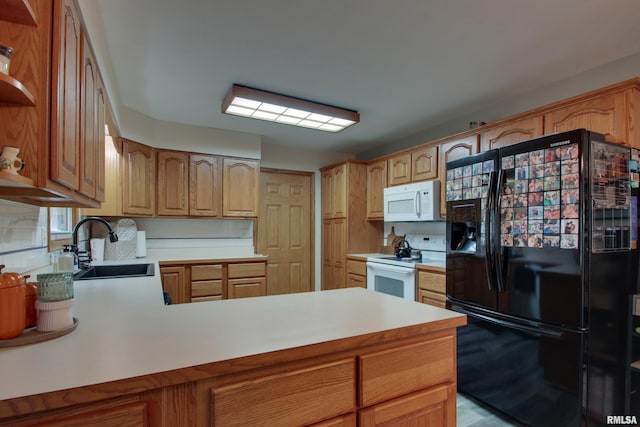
<box><xmin>90</xmin><ymin>238</ymin><xmax>105</xmax><ymax>262</ymax></box>
<box><xmin>58</xmin><ymin>248</ymin><xmax>74</xmax><ymax>272</ymax></box>
<box><xmin>35</xmin><ymin>298</ymin><xmax>75</xmax><ymax>332</ymax></box>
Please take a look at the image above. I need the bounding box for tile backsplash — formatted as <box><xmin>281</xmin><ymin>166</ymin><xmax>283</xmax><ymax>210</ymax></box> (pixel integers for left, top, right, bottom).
<box><xmin>0</xmin><ymin>200</ymin><xmax>50</xmax><ymax>272</ymax></box>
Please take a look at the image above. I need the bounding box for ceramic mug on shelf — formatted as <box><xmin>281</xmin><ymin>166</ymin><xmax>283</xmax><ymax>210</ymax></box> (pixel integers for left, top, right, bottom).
<box><xmin>0</xmin><ymin>146</ymin><xmax>25</xmax><ymax>175</ymax></box>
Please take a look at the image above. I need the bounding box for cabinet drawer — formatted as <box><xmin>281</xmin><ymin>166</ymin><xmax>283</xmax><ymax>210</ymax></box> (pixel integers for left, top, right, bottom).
<box><xmin>347</xmin><ymin>273</ymin><xmax>366</xmax><ymax>289</ymax></box>
<box><xmin>309</xmin><ymin>413</ymin><xmax>356</xmax><ymax>427</ymax></box>
<box><xmin>191</xmin><ymin>280</ymin><xmax>223</xmax><ymax>297</ymax></box>
<box><xmin>228</xmin><ymin>277</ymin><xmax>266</xmax><ymax>299</ymax></box>
<box><xmin>18</xmin><ymin>401</ymin><xmax>150</xmax><ymax>427</ymax></box>
<box><xmin>359</xmin><ymin>335</ymin><xmax>455</xmax><ymax>407</ymax></box>
<box><xmin>211</xmin><ymin>359</ymin><xmax>356</xmax><ymax>426</ymax></box>
<box><xmin>228</xmin><ymin>262</ymin><xmax>266</xmax><ymax>279</ymax></box>
<box><xmin>192</xmin><ymin>295</ymin><xmax>222</xmax><ymax>303</ymax></box>
<box><xmin>419</xmin><ymin>289</ymin><xmax>447</xmax><ymax>308</ymax></box>
<box><xmin>418</xmin><ymin>271</ymin><xmax>445</xmax><ymax>293</ymax></box>
<box><xmin>346</xmin><ymin>259</ymin><xmax>366</xmax><ymax>276</ymax></box>
<box><xmin>191</xmin><ymin>264</ymin><xmax>222</xmax><ymax>281</ymax></box>
<box><xmin>358</xmin><ymin>383</ymin><xmax>454</xmax><ymax>427</ymax></box>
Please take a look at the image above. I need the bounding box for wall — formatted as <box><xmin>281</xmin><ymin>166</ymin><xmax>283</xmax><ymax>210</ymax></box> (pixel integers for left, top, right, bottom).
<box><xmin>91</xmin><ymin>218</ymin><xmax>255</xmax><ymax>261</ymax></box>
<box><xmin>0</xmin><ymin>200</ymin><xmax>50</xmax><ymax>273</ymax></box>
<box><xmin>117</xmin><ymin>107</ymin><xmax>262</xmax><ymax>159</ymax></box>
<box><xmin>358</xmin><ymin>52</ymin><xmax>640</xmax><ymax>160</ymax></box>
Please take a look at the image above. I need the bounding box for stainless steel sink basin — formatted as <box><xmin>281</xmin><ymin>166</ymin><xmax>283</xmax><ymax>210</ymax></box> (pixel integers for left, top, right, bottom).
<box><xmin>73</xmin><ymin>263</ymin><xmax>155</xmax><ymax>280</ymax></box>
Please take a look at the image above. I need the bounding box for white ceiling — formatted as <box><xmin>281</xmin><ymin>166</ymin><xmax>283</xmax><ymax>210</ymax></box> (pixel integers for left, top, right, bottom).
<box><xmin>92</xmin><ymin>0</ymin><xmax>640</xmax><ymax>154</ymax></box>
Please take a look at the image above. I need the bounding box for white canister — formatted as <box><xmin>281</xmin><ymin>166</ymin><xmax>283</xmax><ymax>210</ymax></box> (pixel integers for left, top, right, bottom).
<box><xmin>90</xmin><ymin>238</ymin><xmax>105</xmax><ymax>263</ymax></box>
<box><xmin>136</xmin><ymin>231</ymin><xmax>147</xmax><ymax>258</ymax></box>
<box><xmin>35</xmin><ymin>298</ymin><xmax>75</xmax><ymax>332</ymax></box>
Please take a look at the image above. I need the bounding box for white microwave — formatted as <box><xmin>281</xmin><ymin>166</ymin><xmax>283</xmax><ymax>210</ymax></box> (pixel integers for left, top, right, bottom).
<box><xmin>383</xmin><ymin>181</ymin><xmax>441</xmax><ymax>222</ymax></box>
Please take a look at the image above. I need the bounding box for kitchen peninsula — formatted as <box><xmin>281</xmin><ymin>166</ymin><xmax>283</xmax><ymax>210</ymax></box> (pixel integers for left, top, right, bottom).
<box><xmin>0</xmin><ymin>259</ymin><xmax>466</xmax><ymax>426</ymax></box>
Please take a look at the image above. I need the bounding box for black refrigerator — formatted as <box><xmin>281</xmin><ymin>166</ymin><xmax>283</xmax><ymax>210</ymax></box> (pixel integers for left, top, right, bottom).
<box><xmin>446</xmin><ymin>129</ymin><xmax>638</xmax><ymax>426</ymax></box>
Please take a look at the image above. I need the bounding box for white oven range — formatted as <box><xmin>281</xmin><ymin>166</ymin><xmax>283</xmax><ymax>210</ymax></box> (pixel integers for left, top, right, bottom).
<box><xmin>366</xmin><ymin>234</ymin><xmax>445</xmax><ymax>301</ymax></box>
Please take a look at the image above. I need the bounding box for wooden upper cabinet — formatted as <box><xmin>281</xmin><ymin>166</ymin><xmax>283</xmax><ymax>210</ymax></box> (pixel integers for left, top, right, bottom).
<box><xmin>95</xmin><ymin>78</ymin><xmax>106</xmax><ymax>202</ymax></box>
<box><xmin>223</xmin><ymin>158</ymin><xmax>259</xmax><ymax>217</ymax></box>
<box><xmin>50</xmin><ymin>0</ymin><xmax>81</xmax><ymax>191</ymax></box>
<box><xmin>82</xmin><ymin>135</ymin><xmax>120</xmax><ymax>217</ymax></box>
<box><xmin>190</xmin><ymin>154</ymin><xmax>220</xmax><ymax>217</ymax></box>
<box><xmin>321</xmin><ymin>170</ymin><xmax>334</xmax><ymax>219</ymax></box>
<box><xmin>122</xmin><ymin>139</ymin><xmax>156</xmax><ymax>216</ymax></box>
<box><xmin>322</xmin><ymin>164</ymin><xmax>348</xmax><ymax>219</ymax></box>
<box><xmin>411</xmin><ymin>146</ymin><xmax>438</xmax><ymax>182</ymax></box>
<box><xmin>482</xmin><ymin>116</ymin><xmax>544</xmax><ymax>151</ymax></box>
<box><xmin>388</xmin><ymin>153</ymin><xmax>411</xmax><ymax>186</ymax></box>
<box><xmin>544</xmin><ymin>92</ymin><xmax>627</xmax><ymax>144</ymax></box>
<box><xmin>439</xmin><ymin>134</ymin><xmax>479</xmax><ymax>217</ymax></box>
<box><xmin>79</xmin><ymin>34</ymin><xmax>97</xmax><ymax>199</ymax></box>
<box><xmin>366</xmin><ymin>160</ymin><xmax>387</xmax><ymax>220</ymax></box>
<box><xmin>333</xmin><ymin>164</ymin><xmax>347</xmax><ymax>218</ymax></box>
<box><xmin>157</xmin><ymin>150</ymin><xmax>189</xmax><ymax>216</ymax></box>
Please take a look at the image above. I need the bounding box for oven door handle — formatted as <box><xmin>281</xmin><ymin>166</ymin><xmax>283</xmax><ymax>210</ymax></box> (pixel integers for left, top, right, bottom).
<box><xmin>366</xmin><ymin>262</ymin><xmax>415</xmax><ymax>275</ymax></box>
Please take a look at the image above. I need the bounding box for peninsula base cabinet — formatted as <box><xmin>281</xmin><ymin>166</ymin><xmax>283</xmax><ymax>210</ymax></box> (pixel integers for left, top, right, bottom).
<box><xmin>0</xmin><ymin>327</ymin><xmax>459</xmax><ymax>426</ymax></box>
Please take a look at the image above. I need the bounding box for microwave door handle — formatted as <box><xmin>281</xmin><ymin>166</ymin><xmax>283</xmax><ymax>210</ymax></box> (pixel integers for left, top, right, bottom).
<box><xmin>415</xmin><ymin>191</ymin><xmax>420</xmax><ymax>217</ymax></box>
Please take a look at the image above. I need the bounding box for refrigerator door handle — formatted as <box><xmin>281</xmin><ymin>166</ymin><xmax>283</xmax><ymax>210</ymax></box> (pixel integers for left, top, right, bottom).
<box><xmin>494</xmin><ymin>168</ymin><xmax>506</xmax><ymax>292</ymax></box>
<box><xmin>455</xmin><ymin>305</ymin><xmax>565</xmax><ymax>340</ymax></box>
<box><xmin>485</xmin><ymin>170</ymin><xmax>498</xmax><ymax>291</ymax></box>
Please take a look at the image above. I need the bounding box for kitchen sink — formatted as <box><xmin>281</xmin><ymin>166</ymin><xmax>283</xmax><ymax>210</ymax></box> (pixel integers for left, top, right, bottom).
<box><xmin>73</xmin><ymin>263</ymin><xmax>155</xmax><ymax>280</ymax></box>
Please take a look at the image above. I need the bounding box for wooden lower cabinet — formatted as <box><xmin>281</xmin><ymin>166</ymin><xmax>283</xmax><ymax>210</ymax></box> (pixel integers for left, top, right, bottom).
<box><xmin>346</xmin><ymin>256</ymin><xmax>367</xmax><ymax>289</ymax></box>
<box><xmin>228</xmin><ymin>277</ymin><xmax>266</xmax><ymax>299</ymax></box>
<box><xmin>227</xmin><ymin>262</ymin><xmax>267</xmax><ymax>299</ymax></box>
<box><xmin>160</xmin><ymin>259</ymin><xmax>267</xmax><ymax>303</ymax></box>
<box><xmin>359</xmin><ymin>383</ymin><xmax>455</xmax><ymax>427</ymax></box>
<box><xmin>159</xmin><ymin>265</ymin><xmax>189</xmax><ymax>305</ymax></box>
<box><xmin>417</xmin><ymin>266</ymin><xmax>446</xmax><ymax>308</ymax></box>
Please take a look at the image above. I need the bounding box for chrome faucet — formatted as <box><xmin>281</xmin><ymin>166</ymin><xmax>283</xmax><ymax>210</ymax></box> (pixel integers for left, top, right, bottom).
<box><xmin>71</xmin><ymin>217</ymin><xmax>118</xmax><ymax>267</ymax></box>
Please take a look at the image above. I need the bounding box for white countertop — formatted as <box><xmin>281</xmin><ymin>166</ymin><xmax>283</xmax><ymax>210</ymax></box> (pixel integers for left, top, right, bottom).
<box><xmin>1</xmin><ymin>254</ymin><xmax>463</xmax><ymax>402</ymax></box>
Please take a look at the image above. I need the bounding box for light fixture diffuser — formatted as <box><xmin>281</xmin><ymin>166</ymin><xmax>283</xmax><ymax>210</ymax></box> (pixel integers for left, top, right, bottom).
<box><xmin>222</xmin><ymin>84</ymin><xmax>359</xmax><ymax>132</ymax></box>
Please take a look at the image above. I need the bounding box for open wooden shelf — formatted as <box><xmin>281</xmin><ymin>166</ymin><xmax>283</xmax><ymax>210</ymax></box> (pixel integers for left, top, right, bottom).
<box><xmin>0</xmin><ymin>169</ymin><xmax>34</xmax><ymax>187</ymax></box>
<box><xmin>0</xmin><ymin>0</ymin><xmax>37</xmax><ymax>26</ymax></box>
<box><xmin>0</xmin><ymin>73</ymin><xmax>35</xmax><ymax>106</ymax></box>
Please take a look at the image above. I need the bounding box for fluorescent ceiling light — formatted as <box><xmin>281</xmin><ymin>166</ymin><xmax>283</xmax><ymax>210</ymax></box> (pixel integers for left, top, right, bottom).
<box><xmin>222</xmin><ymin>84</ymin><xmax>360</xmax><ymax>132</ymax></box>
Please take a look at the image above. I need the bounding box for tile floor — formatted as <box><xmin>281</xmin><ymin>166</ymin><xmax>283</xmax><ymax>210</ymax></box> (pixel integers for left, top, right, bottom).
<box><xmin>457</xmin><ymin>393</ymin><xmax>523</xmax><ymax>427</ymax></box>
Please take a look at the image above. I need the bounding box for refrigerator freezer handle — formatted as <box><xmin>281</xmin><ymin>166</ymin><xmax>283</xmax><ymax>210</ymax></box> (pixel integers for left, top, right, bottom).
<box><xmin>486</xmin><ymin>170</ymin><xmax>497</xmax><ymax>291</ymax></box>
<box><xmin>454</xmin><ymin>305</ymin><xmax>565</xmax><ymax>340</ymax></box>
<box><xmin>494</xmin><ymin>168</ymin><xmax>506</xmax><ymax>292</ymax></box>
